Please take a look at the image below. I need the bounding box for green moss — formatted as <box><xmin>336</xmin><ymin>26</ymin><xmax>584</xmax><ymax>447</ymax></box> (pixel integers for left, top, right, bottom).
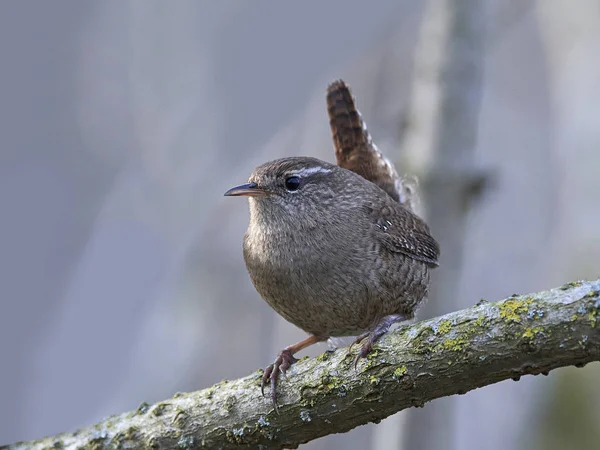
<box><xmin>319</xmin><ymin>371</ymin><xmax>345</xmax><ymax>392</ymax></box>
<box><xmin>584</xmin><ymin>295</ymin><xmax>600</xmax><ymax>328</ymax></box>
<box><xmin>473</xmin><ymin>315</ymin><xmax>487</xmax><ymax>328</ymax></box>
<box><xmin>316</xmin><ymin>352</ymin><xmax>329</xmax><ymax>362</ymax></box>
<box><xmin>367</xmin><ymin>350</ymin><xmax>380</xmax><ymax>359</ymax></box>
<box><xmin>408</xmin><ymin>325</ymin><xmax>435</xmax><ymax>354</ymax></box>
<box><xmin>393</xmin><ymin>366</ymin><xmax>407</xmax><ymax>380</ymax></box>
<box><xmin>561</xmin><ymin>280</ymin><xmax>583</xmax><ymax>290</ymax></box>
<box><xmin>499</xmin><ymin>297</ymin><xmax>534</xmax><ymax>323</ymax></box>
<box><xmin>437</xmin><ymin>319</ymin><xmax>452</xmax><ymax>335</ymax></box>
<box><xmin>441</xmin><ymin>336</ymin><xmax>467</xmax><ymax>351</ymax></box>
<box><xmin>299</xmin><ymin>370</ymin><xmax>351</xmax><ymax>408</ymax></box>
<box><xmin>325</xmin><ymin>376</ymin><xmax>343</xmax><ymax>390</ymax></box>
<box><xmin>570</xmin><ymin>314</ymin><xmax>578</xmax><ymax>322</ymax></box>
<box><xmin>522</xmin><ymin>328</ymin><xmax>534</xmax><ymax>339</ymax></box>
<box><xmin>299</xmin><ymin>394</ymin><xmax>318</xmax><ymax>408</ymax></box>
<box><xmin>522</xmin><ymin>326</ymin><xmax>544</xmax><ymax>339</ymax></box>
<box><xmin>361</xmin><ymin>356</ymin><xmax>379</xmax><ymax>371</ymax></box>
<box><xmin>369</xmin><ymin>375</ymin><xmax>381</xmax><ymax>385</ymax></box>
<box><xmin>409</xmin><ymin>310</ymin><xmax>498</xmax><ymax>358</ymax></box>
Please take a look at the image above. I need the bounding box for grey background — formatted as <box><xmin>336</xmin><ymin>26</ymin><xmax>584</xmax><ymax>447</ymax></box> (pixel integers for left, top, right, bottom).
<box><xmin>1</xmin><ymin>1</ymin><xmax>599</xmax><ymax>449</ymax></box>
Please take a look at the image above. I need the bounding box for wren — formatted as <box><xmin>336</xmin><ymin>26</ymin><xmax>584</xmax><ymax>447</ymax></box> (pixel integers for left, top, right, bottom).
<box><xmin>224</xmin><ymin>80</ymin><xmax>439</xmax><ymax>408</ymax></box>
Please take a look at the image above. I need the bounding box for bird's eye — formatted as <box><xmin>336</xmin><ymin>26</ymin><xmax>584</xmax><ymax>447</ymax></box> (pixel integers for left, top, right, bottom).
<box><xmin>284</xmin><ymin>176</ymin><xmax>301</xmax><ymax>192</ymax></box>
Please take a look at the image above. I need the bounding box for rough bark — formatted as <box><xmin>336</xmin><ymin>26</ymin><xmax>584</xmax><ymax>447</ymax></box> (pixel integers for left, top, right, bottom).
<box><xmin>4</xmin><ymin>279</ymin><xmax>600</xmax><ymax>450</ymax></box>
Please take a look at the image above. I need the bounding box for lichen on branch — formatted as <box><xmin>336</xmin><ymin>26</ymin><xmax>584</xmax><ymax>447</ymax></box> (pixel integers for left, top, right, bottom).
<box><xmin>3</xmin><ymin>280</ymin><xmax>600</xmax><ymax>450</ymax></box>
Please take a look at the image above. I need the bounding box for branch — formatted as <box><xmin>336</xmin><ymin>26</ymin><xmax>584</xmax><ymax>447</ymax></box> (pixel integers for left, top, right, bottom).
<box><xmin>4</xmin><ymin>280</ymin><xmax>600</xmax><ymax>450</ymax></box>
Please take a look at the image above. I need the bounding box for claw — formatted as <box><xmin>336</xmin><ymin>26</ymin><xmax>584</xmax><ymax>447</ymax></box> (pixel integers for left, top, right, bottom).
<box><xmin>260</xmin><ymin>364</ymin><xmax>275</xmax><ymax>397</ymax></box>
<box><xmin>350</xmin><ymin>314</ymin><xmax>408</xmax><ymax>370</ymax></box>
<box><xmin>261</xmin><ymin>349</ymin><xmax>298</xmax><ymax>412</ymax></box>
<box><xmin>348</xmin><ymin>332</ymin><xmax>369</xmax><ymax>353</ymax></box>
<box><xmin>259</xmin><ymin>335</ymin><xmax>325</xmax><ymax>410</ymax></box>
<box><xmin>353</xmin><ymin>337</ymin><xmax>373</xmax><ymax>370</ymax></box>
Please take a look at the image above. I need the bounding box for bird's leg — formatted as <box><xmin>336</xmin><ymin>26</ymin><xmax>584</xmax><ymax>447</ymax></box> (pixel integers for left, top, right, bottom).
<box><xmin>351</xmin><ymin>314</ymin><xmax>407</xmax><ymax>369</ymax></box>
<box><xmin>261</xmin><ymin>335</ymin><xmax>325</xmax><ymax>410</ymax></box>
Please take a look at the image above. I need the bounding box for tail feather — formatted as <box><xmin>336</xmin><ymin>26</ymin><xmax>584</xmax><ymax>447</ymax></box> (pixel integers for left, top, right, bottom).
<box><xmin>326</xmin><ymin>79</ymin><xmax>414</xmax><ymax>210</ymax></box>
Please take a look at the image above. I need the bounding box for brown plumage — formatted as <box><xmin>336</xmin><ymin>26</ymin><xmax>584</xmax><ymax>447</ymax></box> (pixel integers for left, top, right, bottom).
<box><xmin>327</xmin><ymin>79</ymin><xmax>415</xmax><ymax>210</ymax></box>
<box><xmin>224</xmin><ymin>80</ymin><xmax>439</xmax><ymax>409</ymax></box>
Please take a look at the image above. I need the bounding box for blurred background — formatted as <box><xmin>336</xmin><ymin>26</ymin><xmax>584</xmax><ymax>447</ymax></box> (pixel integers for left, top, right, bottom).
<box><xmin>1</xmin><ymin>1</ymin><xmax>599</xmax><ymax>448</ymax></box>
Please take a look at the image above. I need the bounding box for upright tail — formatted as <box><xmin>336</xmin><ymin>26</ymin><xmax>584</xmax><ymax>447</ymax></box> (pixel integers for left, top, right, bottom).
<box><xmin>326</xmin><ymin>79</ymin><xmax>415</xmax><ymax>210</ymax></box>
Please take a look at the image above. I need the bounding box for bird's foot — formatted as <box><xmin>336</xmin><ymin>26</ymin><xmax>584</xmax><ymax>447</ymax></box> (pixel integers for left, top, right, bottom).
<box><xmin>260</xmin><ymin>335</ymin><xmax>325</xmax><ymax>411</ymax></box>
<box><xmin>351</xmin><ymin>332</ymin><xmax>379</xmax><ymax>369</ymax></box>
<box><xmin>350</xmin><ymin>314</ymin><xmax>407</xmax><ymax>369</ymax></box>
<box><xmin>261</xmin><ymin>349</ymin><xmax>298</xmax><ymax>411</ymax></box>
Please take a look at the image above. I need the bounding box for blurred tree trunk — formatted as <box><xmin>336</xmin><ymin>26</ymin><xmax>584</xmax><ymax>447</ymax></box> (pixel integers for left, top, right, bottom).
<box><xmin>535</xmin><ymin>0</ymin><xmax>600</xmax><ymax>283</ymax></box>
<box><xmin>529</xmin><ymin>1</ymin><xmax>600</xmax><ymax>449</ymax></box>
<box><xmin>400</xmin><ymin>0</ymin><xmax>486</xmax><ymax>449</ymax></box>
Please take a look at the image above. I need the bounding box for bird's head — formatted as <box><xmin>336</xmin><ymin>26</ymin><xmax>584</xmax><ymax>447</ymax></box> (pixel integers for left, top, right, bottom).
<box><xmin>224</xmin><ymin>157</ymin><xmax>357</xmax><ymax>228</ymax></box>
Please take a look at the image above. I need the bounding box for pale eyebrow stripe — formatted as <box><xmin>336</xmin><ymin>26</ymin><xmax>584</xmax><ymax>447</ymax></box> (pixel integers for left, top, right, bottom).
<box><xmin>290</xmin><ymin>166</ymin><xmax>332</xmax><ymax>177</ymax></box>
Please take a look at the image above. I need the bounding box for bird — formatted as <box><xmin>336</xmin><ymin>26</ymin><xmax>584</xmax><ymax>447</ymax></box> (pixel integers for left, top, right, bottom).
<box><xmin>224</xmin><ymin>79</ymin><xmax>439</xmax><ymax>408</ymax></box>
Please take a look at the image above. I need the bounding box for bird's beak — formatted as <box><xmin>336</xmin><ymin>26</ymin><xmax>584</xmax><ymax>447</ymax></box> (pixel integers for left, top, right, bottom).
<box><xmin>223</xmin><ymin>182</ymin><xmax>268</xmax><ymax>197</ymax></box>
